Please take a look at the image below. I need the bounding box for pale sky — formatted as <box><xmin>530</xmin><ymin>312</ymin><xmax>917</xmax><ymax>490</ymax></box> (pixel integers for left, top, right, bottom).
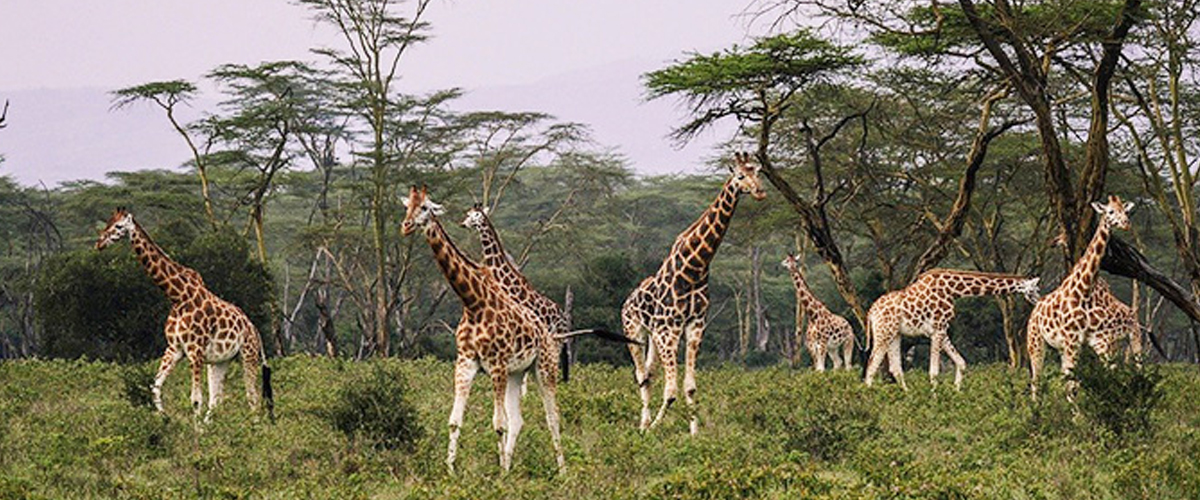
<box><xmin>0</xmin><ymin>1</ymin><xmax>765</xmax><ymax>185</ymax></box>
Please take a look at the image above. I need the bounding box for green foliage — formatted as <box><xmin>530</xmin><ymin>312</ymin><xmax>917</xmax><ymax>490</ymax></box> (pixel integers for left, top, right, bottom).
<box><xmin>120</xmin><ymin>363</ymin><xmax>155</xmax><ymax>409</ymax></box>
<box><xmin>325</xmin><ymin>363</ymin><xmax>423</xmax><ymax>451</ymax></box>
<box><xmin>1</xmin><ymin>359</ymin><xmax>1199</xmax><ymax>498</ymax></box>
<box><xmin>1072</xmin><ymin>344</ymin><xmax>1164</xmax><ymax>439</ymax></box>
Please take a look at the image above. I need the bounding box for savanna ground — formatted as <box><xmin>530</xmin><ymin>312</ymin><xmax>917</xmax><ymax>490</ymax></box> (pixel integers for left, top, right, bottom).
<box><xmin>1</xmin><ymin>357</ymin><xmax>1198</xmax><ymax>499</ymax></box>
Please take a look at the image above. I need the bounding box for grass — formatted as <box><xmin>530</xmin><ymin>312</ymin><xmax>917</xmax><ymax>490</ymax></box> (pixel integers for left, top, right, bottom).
<box><xmin>1</xmin><ymin>356</ymin><xmax>1198</xmax><ymax>499</ymax></box>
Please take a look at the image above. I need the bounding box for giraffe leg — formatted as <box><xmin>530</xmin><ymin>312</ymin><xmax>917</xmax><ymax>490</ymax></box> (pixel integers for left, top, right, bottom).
<box><xmin>488</xmin><ymin>367</ymin><xmax>511</xmax><ymax>471</ymax></box>
<box><xmin>628</xmin><ymin>332</ymin><xmax>657</xmax><ymax>431</ymax></box>
<box><xmin>864</xmin><ymin>324</ymin><xmax>890</xmax><ymax>386</ymax></box>
<box><xmin>185</xmin><ymin>345</ymin><xmax>206</xmax><ymax>419</ymax></box>
<box><xmin>240</xmin><ymin>342</ymin><xmax>262</xmax><ymax>411</ymax></box>
<box><xmin>806</xmin><ymin>341</ymin><xmax>821</xmax><ymax>371</ymax></box>
<box><xmin>649</xmin><ymin>328</ymin><xmax>680</xmax><ymax>430</ymax></box>
<box><xmin>501</xmin><ymin>372</ymin><xmax>524</xmax><ymax>472</ymax></box>
<box><xmin>830</xmin><ymin>340</ymin><xmax>844</xmax><ymax>370</ymax></box>
<box><xmin>1027</xmin><ymin>326</ymin><xmax>1046</xmax><ymax>401</ymax></box>
<box><xmin>152</xmin><ymin>345</ymin><xmax>183</xmax><ymax>413</ymax></box>
<box><xmin>204</xmin><ymin>362</ymin><xmax>230</xmax><ymax>422</ymax></box>
<box><xmin>535</xmin><ymin>356</ymin><xmax>565</xmax><ymax>473</ymax></box>
<box><xmin>841</xmin><ymin>338</ymin><xmax>854</xmax><ymax>370</ymax></box>
<box><xmin>942</xmin><ymin>337</ymin><xmax>967</xmax><ymax>391</ymax></box>
<box><xmin>887</xmin><ymin>335</ymin><xmax>907</xmax><ymax>391</ymax></box>
<box><xmin>446</xmin><ymin>356</ymin><xmax>478</xmax><ymax>475</ymax></box>
<box><xmin>814</xmin><ymin>343</ymin><xmax>828</xmax><ymax>372</ymax></box>
<box><xmin>1061</xmin><ymin>343</ymin><xmax>1079</xmax><ymax>403</ymax></box>
<box><xmin>928</xmin><ymin>332</ymin><xmax>944</xmax><ymax>389</ymax></box>
<box><xmin>683</xmin><ymin>320</ymin><xmax>704</xmax><ymax>435</ymax></box>
<box><xmin>1129</xmin><ymin>324</ymin><xmax>1144</xmax><ymax>368</ymax></box>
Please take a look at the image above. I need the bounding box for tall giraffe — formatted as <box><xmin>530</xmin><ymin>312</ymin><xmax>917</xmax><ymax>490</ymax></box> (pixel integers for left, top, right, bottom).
<box><xmin>461</xmin><ymin>204</ymin><xmax>637</xmax><ymax>385</ymax></box>
<box><xmin>623</xmin><ymin>152</ymin><xmax>766</xmax><ymax>434</ymax></box>
<box><xmin>95</xmin><ymin>208</ymin><xmax>273</xmax><ymax>420</ymax></box>
<box><xmin>864</xmin><ymin>268</ymin><xmax>1040</xmax><ymax>390</ymax></box>
<box><xmin>401</xmin><ymin>186</ymin><xmax>562</xmax><ymax>474</ymax></box>
<box><xmin>1027</xmin><ymin>195</ymin><xmax>1134</xmax><ymax>399</ymax></box>
<box><xmin>781</xmin><ymin>254</ymin><xmax>854</xmax><ymax>371</ymax></box>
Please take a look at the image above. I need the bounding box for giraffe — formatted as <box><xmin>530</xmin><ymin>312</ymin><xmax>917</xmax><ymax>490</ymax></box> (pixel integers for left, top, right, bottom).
<box><xmin>1027</xmin><ymin>195</ymin><xmax>1134</xmax><ymax>400</ymax></box>
<box><xmin>864</xmin><ymin>268</ymin><xmax>1041</xmax><ymax>391</ymax></box>
<box><xmin>401</xmin><ymin>185</ymin><xmax>562</xmax><ymax>474</ymax></box>
<box><xmin>781</xmin><ymin>253</ymin><xmax>854</xmax><ymax>371</ymax></box>
<box><xmin>622</xmin><ymin>152</ymin><xmax>766</xmax><ymax>434</ymax></box>
<box><xmin>461</xmin><ymin>203</ymin><xmax>638</xmax><ymax>387</ymax></box>
<box><xmin>95</xmin><ymin>208</ymin><xmax>273</xmax><ymax>420</ymax></box>
<box><xmin>1086</xmin><ymin>278</ymin><xmax>1143</xmax><ymax>364</ymax></box>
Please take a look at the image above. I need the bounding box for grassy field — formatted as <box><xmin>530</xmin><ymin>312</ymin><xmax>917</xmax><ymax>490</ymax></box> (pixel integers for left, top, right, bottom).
<box><xmin>1</xmin><ymin>356</ymin><xmax>1198</xmax><ymax>499</ymax></box>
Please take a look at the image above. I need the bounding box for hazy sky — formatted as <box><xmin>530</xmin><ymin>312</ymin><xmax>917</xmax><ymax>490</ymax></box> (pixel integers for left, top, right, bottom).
<box><xmin>0</xmin><ymin>1</ymin><xmax>764</xmax><ymax>185</ymax></box>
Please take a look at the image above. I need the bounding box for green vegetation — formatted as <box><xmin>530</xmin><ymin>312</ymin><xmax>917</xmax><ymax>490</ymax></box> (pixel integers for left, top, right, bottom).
<box><xmin>1</xmin><ymin>357</ymin><xmax>1198</xmax><ymax>499</ymax></box>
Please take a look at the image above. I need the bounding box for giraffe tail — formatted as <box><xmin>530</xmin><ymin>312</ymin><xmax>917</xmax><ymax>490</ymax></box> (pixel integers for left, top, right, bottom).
<box><xmin>262</xmin><ymin>362</ymin><xmax>275</xmax><ymax>424</ymax></box>
<box><xmin>560</xmin><ymin>342</ymin><xmax>571</xmax><ymax>383</ymax></box>
<box><xmin>554</xmin><ymin>328</ymin><xmax>644</xmax><ymax>345</ymax></box>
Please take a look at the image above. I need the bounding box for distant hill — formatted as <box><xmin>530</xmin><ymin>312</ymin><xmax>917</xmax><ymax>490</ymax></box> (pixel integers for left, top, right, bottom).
<box><xmin>0</xmin><ymin>59</ymin><xmax>732</xmax><ymax>188</ymax></box>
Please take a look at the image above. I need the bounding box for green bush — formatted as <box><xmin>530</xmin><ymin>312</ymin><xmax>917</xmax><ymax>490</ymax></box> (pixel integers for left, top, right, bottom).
<box><xmin>120</xmin><ymin>362</ymin><xmax>155</xmax><ymax>409</ymax></box>
<box><xmin>1072</xmin><ymin>344</ymin><xmax>1163</xmax><ymax>439</ymax></box>
<box><xmin>325</xmin><ymin>363</ymin><xmax>424</xmax><ymax>451</ymax></box>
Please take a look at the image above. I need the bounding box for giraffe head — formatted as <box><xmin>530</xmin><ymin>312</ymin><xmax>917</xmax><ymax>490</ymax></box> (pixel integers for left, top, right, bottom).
<box><xmin>780</xmin><ymin>252</ymin><xmax>808</xmax><ymax>282</ymax></box>
<box><xmin>400</xmin><ymin>185</ymin><xmax>445</xmax><ymax>236</ymax></box>
<box><xmin>1090</xmin><ymin>195</ymin><xmax>1133</xmax><ymax>231</ymax></box>
<box><xmin>460</xmin><ymin>203</ymin><xmax>490</xmax><ymax>231</ymax></box>
<box><xmin>730</xmin><ymin>152</ymin><xmax>767</xmax><ymax>201</ymax></box>
<box><xmin>1015</xmin><ymin>277</ymin><xmax>1042</xmax><ymax>304</ymax></box>
<box><xmin>95</xmin><ymin>207</ymin><xmax>135</xmax><ymax>250</ymax></box>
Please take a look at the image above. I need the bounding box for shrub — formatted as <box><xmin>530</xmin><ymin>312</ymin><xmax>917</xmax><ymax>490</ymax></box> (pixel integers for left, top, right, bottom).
<box><xmin>326</xmin><ymin>363</ymin><xmax>423</xmax><ymax>451</ymax></box>
<box><xmin>784</xmin><ymin>405</ymin><xmax>880</xmax><ymax>461</ymax></box>
<box><xmin>120</xmin><ymin>363</ymin><xmax>155</xmax><ymax>409</ymax></box>
<box><xmin>1071</xmin><ymin>344</ymin><xmax>1163</xmax><ymax>439</ymax></box>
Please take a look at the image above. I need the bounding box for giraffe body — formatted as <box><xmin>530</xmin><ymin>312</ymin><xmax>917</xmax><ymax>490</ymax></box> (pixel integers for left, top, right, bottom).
<box><xmin>864</xmin><ymin>268</ymin><xmax>1040</xmax><ymax>390</ymax></box>
<box><xmin>782</xmin><ymin>255</ymin><xmax>854</xmax><ymax>371</ymax></box>
<box><xmin>96</xmin><ymin>209</ymin><xmax>271</xmax><ymax>419</ymax></box>
<box><xmin>1027</xmin><ymin>196</ymin><xmax>1136</xmax><ymax>400</ymax></box>
<box><xmin>402</xmin><ymin>186</ymin><xmax>563</xmax><ymax>474</ymax></box>
<box><xmin>622</xmin><ymin>153</ymin><xmax>766</xmax><ymax>434</ymax></box>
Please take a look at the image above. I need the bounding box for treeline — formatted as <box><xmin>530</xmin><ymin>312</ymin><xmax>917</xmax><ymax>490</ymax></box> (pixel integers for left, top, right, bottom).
<box><xmin>2</xmin><ymin>0</ymin><xmax>1199</xmax><ymax>368</ymax></box>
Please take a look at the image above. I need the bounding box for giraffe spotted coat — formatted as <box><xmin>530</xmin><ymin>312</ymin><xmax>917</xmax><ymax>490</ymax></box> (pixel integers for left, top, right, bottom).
<box><xmin>782</xmin><ymin>254</ymin><xmax>854</xmax><ymax>371</ymax></box>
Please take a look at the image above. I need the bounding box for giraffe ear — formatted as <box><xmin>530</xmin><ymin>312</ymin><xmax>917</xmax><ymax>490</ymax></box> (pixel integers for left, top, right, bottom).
<box><xmin>1123</xmin><ymin>201</ymin><xmax>1135</xmax><ymax>214</ymax></box>
<box><xmin>428</xmin><ymin>201</ymin><xmax>445</xmax><ymax>216</ymax></box>
<box><xmin>400</xmin><ymin>196</ymin><xmax>411</xmax><ymax>208</ymax></box>
<box><xmin>482</xmin><ymin>205</ymin><xmax>491</xmax><ymax>216</ymax></box>
<box><xmin>1090</xmin><ymin>201</ymin><xmax>1106</xmax><ymax>214</ymax></box>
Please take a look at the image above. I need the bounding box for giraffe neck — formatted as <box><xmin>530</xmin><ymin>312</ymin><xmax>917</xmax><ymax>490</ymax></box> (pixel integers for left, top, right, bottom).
<box><xmin>476</xmin><ymin>218</ymin><xmax>515</xmax><ymax>272</ymax></box>
<box><xmin>424</xmin><ymin>219</ymin><xmax>489</xmax><ymax>310</ymax></box>
<box><xmin>787</xmin><ymin>267</ymin><xmax>828</xmax><ymax>315</ymax></box>
<box><xmin>920</xmin><ymin>269</ymin><xmax>1031</xmax><ymax>299</ymax></box>
<box><xmin>128</xmin><ymin>220</ymin><xmax>199</xmax><ymax>303</ymax></box>
<box><xmin>661</xmin><ymin>179</ymin><xmax>740</xmax><ymax>279</ymax></box>
<box><xmin>1063</xmin><ymin>219</ymin><xmax>1111</xmax><ymax>297</ymax></box>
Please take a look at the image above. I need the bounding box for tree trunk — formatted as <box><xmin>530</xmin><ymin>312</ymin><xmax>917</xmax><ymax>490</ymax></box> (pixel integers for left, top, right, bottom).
<box><xmin>752</xmin><ymin>246</ymin><xmax>770</xmax><ymax>352</ymax></box>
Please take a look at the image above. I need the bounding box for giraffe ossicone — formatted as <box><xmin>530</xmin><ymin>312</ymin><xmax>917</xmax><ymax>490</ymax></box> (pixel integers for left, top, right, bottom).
<box><xmin>95</xmin><ymin>208</ymin><xmax>273</xmax><ymax>422</ymax></box>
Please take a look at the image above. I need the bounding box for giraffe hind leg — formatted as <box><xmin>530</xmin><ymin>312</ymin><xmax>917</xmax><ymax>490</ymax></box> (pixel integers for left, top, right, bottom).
<box><xmin>446</xmin><ymin>356</ymin><xmax>479</xmax><ymax>474</ymax></box>
<box><xmin>683</xmin><ymin>321</ymin><xmax>704</xmax><ymax>435</ymax></box>
<box><xmin>501</xmin><ymin>372</ymin><xmax>524</xmax><ymax>472</ymax></box>
<box><xmin>205</xmin><ymin>362</ymin><xmax>230</xmax><ymax>422</ymax></box>
<box><xmin>153</xmin><ymin>345</ymin><xmax>183</xmax><ymax>413</ymax></box>
<box><xmin>535</xmin><ymin>354</ymin><xmax>565</xmax><ymax>473</ymax></box>
<box><xmin>941</xmin><ymin>336</ymin><xmax>967</xmax><ymax>391</ymax></box>
<box><xmin>649</xmin><ymin>329</ymin><xmax>680</xmax><ymax>430</ymax></box>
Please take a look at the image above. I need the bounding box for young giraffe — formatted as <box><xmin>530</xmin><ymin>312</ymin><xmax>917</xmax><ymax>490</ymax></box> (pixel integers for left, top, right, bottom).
<box><xmin>460</xmin><ymin>204</ymin><xmax>638</xmax><ymax>386</ymax></box>
<box><xmin>781</xmin><ymin>253</ymin><xmax>854</xmax><ymax>371</ymax></box>
<box><xmin>1027</xmin><ymin>195</ymin><xmax>1134</xmax><ymax>400</ymax></box>
<box><xmin>864</xmin><ymin>268</ymin><xmax>1040</xmax><ymax>391</ymax></box>
<box><xmin>623</xmin><ymin>152</ymin><xmax>766</xmax><ymax>434</ymax></box>
<box><xmin>95</xmin><ymin>208</ymin><xmax>273</xmax><ymax>420</ymax></box>
<box><xmin>401</xmin><ymin>186</ymin><xmax>562</xmax><ymax>474</ymax></box>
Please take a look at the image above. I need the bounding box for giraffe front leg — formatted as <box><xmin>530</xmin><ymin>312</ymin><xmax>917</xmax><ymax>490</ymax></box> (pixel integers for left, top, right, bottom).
<box><xmin>683</xmin><ymin>321</ymin><xmax>704</xmax><ymax>436</ymax></box>
<box><xmin>204</xmin><ymin>362</ymin><xmax>230</xmax><ymax>422</ymax></box>
<box><xmin>153</xmin><ymin>346</ymin><xmax>183</xmax><ymax>413</ymax></box>
<box><xmin>841</xmin><ymin>337</ymin><xmax>855</xmax><ymax>370</ymax></box>
<box><xmin>830</xmin><ymin>340</ymin><xmax>844</xmax><ymax>370</ymax></box>
<box><xmin>864</xmin><ymin>325</ymin><xmax>890</xmax><ymax>387</ymax></box>
<box><xmin>813</xmin><ymin>342</ymin><xmax>828</xmax><ymax>372</ymax></box>
<box><xmin>446</xmin><ymin>356</ymin><xmax>478</xmax><ymax>475</ymax></box>
<box><xmin>649</xmin><ymin>330</ymin><xmax>680</xmax><ymax>430</ymax></box>
<box><xmin>1061</xmin><ymin>343</ymin><xmax>1080</xmax><ymax>404</ymax></box>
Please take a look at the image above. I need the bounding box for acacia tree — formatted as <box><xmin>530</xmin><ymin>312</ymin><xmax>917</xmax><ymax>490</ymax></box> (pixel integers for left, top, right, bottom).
<box><xmin>111</xmin><ymin>81</ymin><xmax>218</xmax><ymax>227</ymax></box>
<box><xmin>298</xmin><ymin>0</ymin><xmax>438</xmax><ymax>356</ymax></box>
